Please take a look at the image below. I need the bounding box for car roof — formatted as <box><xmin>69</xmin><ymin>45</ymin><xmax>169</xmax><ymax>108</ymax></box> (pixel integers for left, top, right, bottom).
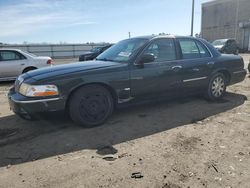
<box><xmin>213</xmin><ymin>38</ymin><xmax>236</xmax><ymax>41</ymax></box>
<box><xmin>130</xmin><ymin>34</ymin><xmax>200</xmax><ymax>40</ymax></box>
<box><xmin>0</xmin><ymin>48</ymin><xmax>23</xmax><ymax>52</ymax></box>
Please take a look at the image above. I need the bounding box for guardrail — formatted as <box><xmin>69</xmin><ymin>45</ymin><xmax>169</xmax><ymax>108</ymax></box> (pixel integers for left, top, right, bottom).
<box><xmin>0</xmin><ymin>43</ymin><xmax>109</xmax><ymax>58</ymax></box>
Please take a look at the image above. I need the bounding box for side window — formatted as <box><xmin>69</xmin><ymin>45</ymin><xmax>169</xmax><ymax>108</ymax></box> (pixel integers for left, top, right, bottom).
<box><xmin>226</xmin><ymin>40</ymin><xmax>232</xmax><ymax>46</ymax></box>
<box><xmin>229</xmin><ymin>40</ymin><xmax>236</xmax><ymax>47</ymax></box>
<box><xmin>103</xmin><ymin>46</ymin><xmax>110</xmax><ymax>51</ymax></box>
<box><xmin>179</xmin><ymin>39</ymin><xmax>211</xmax><ymax>59</ymax></box>
<box><xmin>0</xmin><ymin>51</ymin><xmax>23</xmax><ymax>61</ymax></box>
<box><xmin>179</xmin><ymin>39</ymin><xmax>200</xmax><ymax>59</ymax></box>
<box><xmin>143</xmin><ymin>38</ymin><xmax>176</xmax><ymax>62</ymax></box>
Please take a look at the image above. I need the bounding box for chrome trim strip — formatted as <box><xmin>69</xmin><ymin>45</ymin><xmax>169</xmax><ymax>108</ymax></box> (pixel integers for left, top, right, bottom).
<box><xmin>233</xmin><ymin>70</ymin><xmax>246</xmax><ymax>74</ymax></box>
<box><xmin>172</xmin><ymin>65</ymin><xmax>183</xmax><ymax>69</ymax></box>
<box><xmin>131</xmin><ymin>77</ymin><xmax>143</xmax><ymax>80</ymax></box>
<box><xmin>183</xmin><ymin>77</ymin><xmax>207</xmax><ymax>82</ymax></box>
<box><xmin>11</xmin><ymin>97</ymin><xmax>61</xmax><ymax>104</ymax></box>
<box><xmin>0</xmin><ymin>77</ymin><xmax>16</xmax><ymax>81</ymax></box>
<box><xmin>118</xmin><ymin>97</ymin><xmax>134</xmax><ymax>104</ymax></box>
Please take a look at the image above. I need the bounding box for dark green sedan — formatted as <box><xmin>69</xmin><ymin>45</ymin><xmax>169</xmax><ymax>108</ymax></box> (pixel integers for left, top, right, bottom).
<box><xmin>8</xmin><ymin>35</ymin><xmax>247</xmax><ymax>127</ymax></box>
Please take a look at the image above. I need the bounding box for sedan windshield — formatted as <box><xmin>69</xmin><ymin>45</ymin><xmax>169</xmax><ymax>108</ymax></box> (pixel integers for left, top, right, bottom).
<box><xmin>91</xmin><ymin>47</ymin><xmax>102</xmax><ymax>53</ymax></box>
<box><xmin>212</xmin><ymin>39</ymin><xmax>227</xmax><ymax>46</ymax></box>
<box><xmin>96</xmin><ymin>38</ymin><xmax>148</xmax><ymax>63</ymax></box>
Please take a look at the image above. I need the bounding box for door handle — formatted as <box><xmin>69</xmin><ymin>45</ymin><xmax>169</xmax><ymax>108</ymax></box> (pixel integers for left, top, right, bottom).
<box><xmin>192</xmin><ymin>68</ymin><xmax>200</xmax><ymax>72</ymax></box>
<box><xmin>207</xmin><ymin>62</ymin><xmax>215</xmax><ymax>66</ymax></box>
<box><xmin>172</xmin><ymin>65</ymin><xmax>182</xmax><ymax>72</ymax></box>
<box><xmin>20</xmin><ymin>63</ymin><xmax>25</xmax><ymax>66</ymax></box>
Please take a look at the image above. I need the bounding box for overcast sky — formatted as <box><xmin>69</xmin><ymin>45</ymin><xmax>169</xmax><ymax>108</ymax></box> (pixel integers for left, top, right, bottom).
<box><xmin>0</xmin><ymin>0</ymin><xmax>210</xmax><ymax>44</ymax></box>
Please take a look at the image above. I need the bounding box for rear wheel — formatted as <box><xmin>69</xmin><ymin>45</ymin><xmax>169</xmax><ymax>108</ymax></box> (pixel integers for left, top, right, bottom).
<box><xmin>206</xmin><ymin>73</ymin><xmax>226</xmax><ymax>101</ymax></box>
<box><xmin>69</xmin><ymin>85</ymin><xmax>114</xmax><ymax>127</ymax></box>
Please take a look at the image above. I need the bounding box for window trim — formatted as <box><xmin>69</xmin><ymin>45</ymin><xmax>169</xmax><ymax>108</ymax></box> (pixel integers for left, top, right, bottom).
<box><xmin>196</xmin><ymin>40</ymin><xmax>211</xmax><ymax>58</ymax></box>
<box><xmin>15</xmin><ymin>51</ymin><xmax>27</xmax><ymax>60</ymax></box>
<box><xmin>199</xmin><ymin>40</ymin><xmax>213</xmax><ymax>57</ymax></box>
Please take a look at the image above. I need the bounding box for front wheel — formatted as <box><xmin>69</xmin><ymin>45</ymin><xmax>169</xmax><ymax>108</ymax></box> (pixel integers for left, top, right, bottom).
<box><xmin>68</xmin><ymin>85</ymin><xmax>114</xmax><ymax>128</ymax></box>
<box><xmin>206</xmin><ymin>73</ymin><xmax>226</xmax><ymax>101</ymax></box>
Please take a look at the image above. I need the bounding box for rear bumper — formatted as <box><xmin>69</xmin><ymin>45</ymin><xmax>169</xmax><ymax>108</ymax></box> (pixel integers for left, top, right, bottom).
<box><xmin>229</xmin><ymin>69</ymin><xmax>247</xmax><ymax>85</ymax></box>
<box><xmin>8</xmin><ymin>87</ymin><xmax>65</xmax><ymax>116</ymax></box>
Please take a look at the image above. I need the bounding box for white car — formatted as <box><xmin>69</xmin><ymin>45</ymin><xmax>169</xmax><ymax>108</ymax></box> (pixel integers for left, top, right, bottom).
<box><xmin>0</xmin><ymin>48</ymin><xmax>53</xmax><ymax>81</ymax></box>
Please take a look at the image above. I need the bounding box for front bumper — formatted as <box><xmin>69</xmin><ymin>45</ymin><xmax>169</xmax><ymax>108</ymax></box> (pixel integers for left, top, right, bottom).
<box><xmin>8</xmin><ymin>87</ymin><xmax>65</xmax><ymax>116</ymax></box>
<box><xmin>229</xmin><ymin>69</ymin><xmax>247</xmax><ymax>85</ymax></box>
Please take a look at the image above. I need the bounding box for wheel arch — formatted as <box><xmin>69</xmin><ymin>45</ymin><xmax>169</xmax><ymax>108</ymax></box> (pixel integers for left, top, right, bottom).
<box><xmin>65</xmin><ymin>82</ymin><xmax>118</xmax><ymax>111</ymax></box>
<box><xmin>22</xmin><ymin>66</ymin><xmax>37</xmax><ymax>73</ymax></box>
<box><xmin>211</xmin><ymin>68</ymin><xmax>231</xmax><ymax>85</ymax></box>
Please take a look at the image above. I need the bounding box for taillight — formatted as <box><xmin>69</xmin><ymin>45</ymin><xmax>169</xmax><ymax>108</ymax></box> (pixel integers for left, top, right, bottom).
<box><xmin>47</xmin><ymin>59</ymin><xmax>53</xmax><ymax>65</ymax></box>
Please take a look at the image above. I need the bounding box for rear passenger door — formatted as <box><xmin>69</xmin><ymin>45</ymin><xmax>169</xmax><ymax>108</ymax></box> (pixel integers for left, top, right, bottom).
<box><xmin>0</xmin><ymin>50</ymin><xmax>26</xmax><ymax>79</ymax></box>
<box><xmin>177</xmin><ymin>38</ymin><xmax>213</xmax><ymax>90</ymax></box>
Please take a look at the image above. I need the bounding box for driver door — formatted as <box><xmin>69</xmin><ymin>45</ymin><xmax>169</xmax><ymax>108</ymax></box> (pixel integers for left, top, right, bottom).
<box><xmin>130</xmin><ymin>38</ymin><xmax>182</xmax><ymax>98</ymax></box>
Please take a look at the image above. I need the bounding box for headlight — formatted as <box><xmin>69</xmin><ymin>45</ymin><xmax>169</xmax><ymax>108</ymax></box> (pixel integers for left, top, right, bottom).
<box><xmin>19</xmin><ymin>83</ymin><xmax>59</xmax><ymax>97</ymax></box>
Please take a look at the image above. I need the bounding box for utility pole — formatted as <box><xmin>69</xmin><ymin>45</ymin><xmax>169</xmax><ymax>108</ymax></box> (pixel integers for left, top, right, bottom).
<box><xmin>128</xmin><ymin>32</ymin><xmax>131</xmax><ymax>38</ymax></box>
<box><xmin>191</xmin><ymin>0</ymin><xmax>195</xmax><ymax>36</ymax></box>
<box><xmin>235</xmin><ymin>0</ymin><xmax>239</xmax><ymax>39</ymax></box>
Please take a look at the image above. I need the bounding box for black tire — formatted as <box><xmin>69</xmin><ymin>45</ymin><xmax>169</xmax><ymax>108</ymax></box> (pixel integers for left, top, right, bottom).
<box><xmin>206</xmin><ymin>73</ymin><xmax>227</xmax><ymax>101</ymax></box>
<box><xmin>23</xmin><ymin>67</ymin><xmax>37</xmax><ymax>73</ymax></box>
<box><xmin>68</xmin><ymin>85</ymin><xmax>114</xmax><ymax>127</ymax></box>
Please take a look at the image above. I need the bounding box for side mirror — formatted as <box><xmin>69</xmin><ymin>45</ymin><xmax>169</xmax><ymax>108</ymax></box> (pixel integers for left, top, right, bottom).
<box><xmin>136</xmin><ymin>53</ymin><xmax>155</xmax><ymax>67</ymax></box>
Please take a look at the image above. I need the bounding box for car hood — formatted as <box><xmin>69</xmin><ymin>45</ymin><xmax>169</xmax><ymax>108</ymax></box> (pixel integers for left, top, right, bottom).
<box><xmin>79</xmin><ymin>51</ymin><xmax>95</xmax><ymax>56</ymax></box>
<box><xmin>24</xmin><ymin>60</ymin><xmax>122</xmax><ymax>81</ymax></box>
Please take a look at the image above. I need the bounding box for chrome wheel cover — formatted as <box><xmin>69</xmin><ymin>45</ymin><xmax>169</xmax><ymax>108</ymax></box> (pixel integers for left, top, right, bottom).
<box><xmin>211</xmin><ymin>76</ymin><xmax>225</xmax><ymax>97</ymax></box>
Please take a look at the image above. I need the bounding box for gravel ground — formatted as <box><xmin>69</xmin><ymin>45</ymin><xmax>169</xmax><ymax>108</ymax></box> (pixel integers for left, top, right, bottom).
<box><xmin>0</xmin><ymin>55</ymin><xmax>249</xmax><ymax>188</ymax></box>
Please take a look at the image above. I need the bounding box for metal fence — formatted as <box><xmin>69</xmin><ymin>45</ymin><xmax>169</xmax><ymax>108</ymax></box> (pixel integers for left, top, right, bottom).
<box><xmin>0</xmin><ymin>43</ymin><xmax>109</xmax><ymax>58</ymax></box>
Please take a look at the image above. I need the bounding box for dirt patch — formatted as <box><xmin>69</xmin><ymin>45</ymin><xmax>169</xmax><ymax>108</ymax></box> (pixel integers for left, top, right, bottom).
<box><xmin>171</xmin><ymin>133</ymin><xmax>201</xmax><ymax>153</ymax></box>
<box><xmin>162</xmin><ymin>182</ymin><xmax>181</xmax><ymax>188</ymax></box>
<box><xmin>96</xmin><ymin>145</ymin><xmax>118</xmax><ymax>155</ymax></box>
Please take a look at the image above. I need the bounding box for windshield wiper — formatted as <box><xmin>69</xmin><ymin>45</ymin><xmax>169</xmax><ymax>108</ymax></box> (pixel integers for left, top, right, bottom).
<box><xmin>96</xmin><ymin>58</ymin><xmax>115</xmax><ymax>62</ymax></box>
